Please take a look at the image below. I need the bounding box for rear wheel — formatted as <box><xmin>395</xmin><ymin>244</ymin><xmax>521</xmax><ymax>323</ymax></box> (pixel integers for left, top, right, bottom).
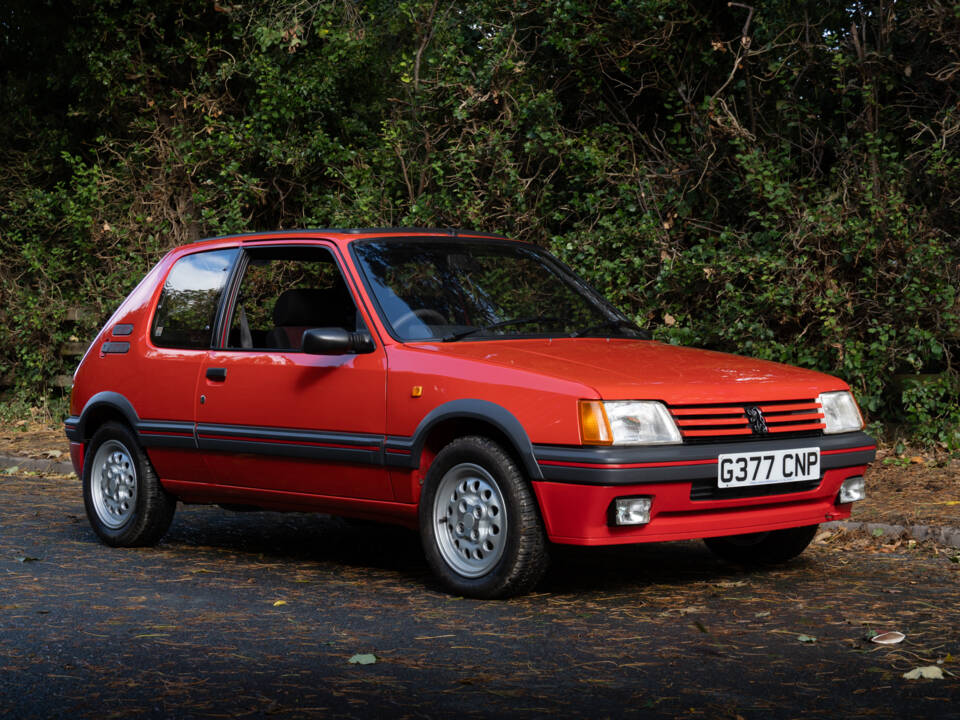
<box><xmin>704</xmin><ymin>524</ymin><xmax>819</xmax><ymax>565</ymax></box>
<box><xmin>420</xmin><ymin>436</ymin><xmax>548</xmax><ymax>598</ymax></box>
<box><xmin>83</xmin><ymin>422</ymin><xmax>176</xmax><ymax>547</ymax></box>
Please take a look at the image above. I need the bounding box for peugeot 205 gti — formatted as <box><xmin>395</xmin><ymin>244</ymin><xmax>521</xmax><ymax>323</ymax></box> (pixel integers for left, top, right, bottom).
<box><xmin>66</xmin><ymin>228</ymin><xmax>875</xmax><ymax>598</ymax></box>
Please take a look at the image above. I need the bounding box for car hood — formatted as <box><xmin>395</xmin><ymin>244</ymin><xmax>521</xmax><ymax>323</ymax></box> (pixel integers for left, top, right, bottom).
<box><xmin>413</xmin><ymin>338</ymin><xmax>846</xmax><ymax>404</ymax></box>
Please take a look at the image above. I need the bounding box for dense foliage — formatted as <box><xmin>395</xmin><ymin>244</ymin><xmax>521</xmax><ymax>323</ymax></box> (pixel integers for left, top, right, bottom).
<box><xmin>1</xmin><ymin>0</ymin><xmax>958</xmax><ymax>445</ymax></box>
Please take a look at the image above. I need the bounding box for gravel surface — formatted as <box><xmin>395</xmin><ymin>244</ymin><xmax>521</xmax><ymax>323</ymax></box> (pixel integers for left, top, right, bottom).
<box><xmin>1</xmin><ymin>472</ymin><xmax>958</xmax><ymax>719</ymax></box>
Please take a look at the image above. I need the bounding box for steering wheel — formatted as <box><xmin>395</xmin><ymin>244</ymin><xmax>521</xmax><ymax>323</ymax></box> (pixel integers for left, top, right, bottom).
<box><xmin>392</xmin><ymin>308</ymin><xmax>447</xmax><ymax>333</ymax></box>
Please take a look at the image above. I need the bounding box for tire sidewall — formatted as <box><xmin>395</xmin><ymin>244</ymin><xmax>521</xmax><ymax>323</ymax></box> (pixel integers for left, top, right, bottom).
<box><xmin>82</xmin><ymin>422</ymin><xmax>152</xmax><ymax>546</ymax></box>
<box><xmin>419</xmin><ymin>438</ymin><xmax>535</xmax><ymax>598</ymax></box>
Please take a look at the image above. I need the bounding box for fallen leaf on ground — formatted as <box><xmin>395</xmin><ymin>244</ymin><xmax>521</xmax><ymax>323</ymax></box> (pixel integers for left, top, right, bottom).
<box><xmin>348</xmin><ymin>653</ymin><xmax>377</xmax><ymax>665</ymax></box>
<box><xmin>44</xmin><ymin>450</ymin><xmax>63</xmax><ymax>458</ymax></box>
<box><xmin>903</xmin><ymin>666</ymin><xmax>943</xmax><ymax>680</ymax></box>
<box><xmin>272</xmin><ymin>600</ymin><xmax>287</xmax><ymax>607</ymax></box>
<box><xmin>871</xmin><ymin>631</ymin><xmax>905</xmax><ymax>645</ymax></box>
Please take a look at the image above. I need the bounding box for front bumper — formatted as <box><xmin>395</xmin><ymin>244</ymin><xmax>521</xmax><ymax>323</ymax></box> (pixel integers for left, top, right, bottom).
<box><xmin>531</xmin><ymin>432</ymin><xmax>875</xmax><ymax>546</ymax></box>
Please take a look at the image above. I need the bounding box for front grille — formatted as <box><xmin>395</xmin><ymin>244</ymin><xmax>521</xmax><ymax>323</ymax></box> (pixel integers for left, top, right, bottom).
<box><xmin>690</xmin><ymin>477</ymin><xmax>822</xmax><ymax>501</ymax></box>
<box><xmin>669</xmin><ymin>398</ymin><xmax>825</xmax><ymax>442</ymax></box>
<box><xmin>680</xmin><ymin>429</ymin><xmax>823</xmax><ymax>445</ymax></box>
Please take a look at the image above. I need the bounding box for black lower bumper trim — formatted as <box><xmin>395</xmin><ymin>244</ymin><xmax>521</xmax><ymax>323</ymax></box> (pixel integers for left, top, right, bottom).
<box><xmin>534</xmin><ymin>432</ymin><xmax>875</xmax><ymax>485</ymax></box>
<box><xmin>64</xmin><ymin>417</ymin><xmax>82</xmax><ymax>443</ymax></box>
<box><xmin>690</xmin><ymin>477</ymin><xmax>822</xmax><ymax>501</ymax></box>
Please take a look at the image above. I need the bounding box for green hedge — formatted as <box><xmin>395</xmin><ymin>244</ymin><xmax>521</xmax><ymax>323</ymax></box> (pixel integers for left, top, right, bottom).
<box><xmin>1</xmin><ymin>0</ymin><xmax>958</xmax><ymax>446</ymax></box>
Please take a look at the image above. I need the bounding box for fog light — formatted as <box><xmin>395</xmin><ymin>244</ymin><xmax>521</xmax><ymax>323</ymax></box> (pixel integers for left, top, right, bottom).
<box><xmin>838</xmin><ymin>476</ymin><xmax>866</xmax><ymax>504</ymax></box>
<box><xmin>614</xmin><ymin>497</ymin><xmax>652</xmax><ymax>526</ymax></box>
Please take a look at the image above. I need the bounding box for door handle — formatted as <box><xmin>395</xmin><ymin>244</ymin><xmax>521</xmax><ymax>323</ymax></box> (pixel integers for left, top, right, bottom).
<box><xmin>206</xmin><ymin>367</ymin><xmax>227</xmax><ymax>381</ymax></box>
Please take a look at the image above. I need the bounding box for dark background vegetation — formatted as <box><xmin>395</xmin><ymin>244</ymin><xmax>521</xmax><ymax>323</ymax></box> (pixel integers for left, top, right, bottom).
<box><xmin>1</xmin><ymin>0</ymin><xmax>958</xmax><ymax>446</ymax></box>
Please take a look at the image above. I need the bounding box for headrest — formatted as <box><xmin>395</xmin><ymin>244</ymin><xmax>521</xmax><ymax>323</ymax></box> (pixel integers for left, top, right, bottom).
<box><xmin>272</xmin><ymin>282</ymin><xmax>356</xmax><ymax>329</ymax></box>
<box><xmin>272</xmin><ymin>289</ymin><xmax>330</xmax><ymax>326</ymax></box>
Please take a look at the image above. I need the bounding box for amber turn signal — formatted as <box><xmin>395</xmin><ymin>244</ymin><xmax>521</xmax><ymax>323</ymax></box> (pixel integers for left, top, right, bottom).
<box><xmin>579</xmin><ymin>400</ymin><xmax>613</xmax><ymax>445</ymax></box>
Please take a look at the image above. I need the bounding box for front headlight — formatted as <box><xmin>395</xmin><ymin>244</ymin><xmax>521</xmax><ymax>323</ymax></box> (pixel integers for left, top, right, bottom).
<box><xmin>818</xmin><ymin>391</ymin><xmax>864</xmax><ymax>434</ymax></box>
<box><xmin>579</xmin><ymin>400</ymin><xmax>682</xmax><ymax>445</ymax></box>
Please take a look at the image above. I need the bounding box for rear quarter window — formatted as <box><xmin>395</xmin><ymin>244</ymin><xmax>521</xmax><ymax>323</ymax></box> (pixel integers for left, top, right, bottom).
<box><xmin>151</xmin><ymin>248</ymin><xmax>238</xmax><ymax>349</ymax></box>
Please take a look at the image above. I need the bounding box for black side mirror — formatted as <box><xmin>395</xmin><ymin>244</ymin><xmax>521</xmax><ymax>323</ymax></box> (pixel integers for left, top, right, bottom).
<box><xmin>302</xmin><ymin>327</ymin><xmax>375</xmax><ymax>355</ymax></box>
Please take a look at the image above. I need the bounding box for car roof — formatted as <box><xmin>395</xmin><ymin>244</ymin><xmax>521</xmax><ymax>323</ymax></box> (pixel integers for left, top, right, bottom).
<box><xmin>190</xmin><ymin>227</ymin><xmax>510</xmax><ymax>248</ymax></box>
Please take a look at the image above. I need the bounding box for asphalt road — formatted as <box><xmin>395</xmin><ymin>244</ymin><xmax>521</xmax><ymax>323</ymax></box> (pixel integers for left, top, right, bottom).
<box><xmin>1</xmin><ymin>472</ymin><xmax>957</xmax><ymax>719</ymax></box>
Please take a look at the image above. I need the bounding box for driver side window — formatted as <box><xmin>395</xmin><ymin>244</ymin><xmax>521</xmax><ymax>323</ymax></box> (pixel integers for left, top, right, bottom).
<box><xmin>226</xmin><ymin>246</ymin><xmax>365</xmax><ymax>351</ymax></box>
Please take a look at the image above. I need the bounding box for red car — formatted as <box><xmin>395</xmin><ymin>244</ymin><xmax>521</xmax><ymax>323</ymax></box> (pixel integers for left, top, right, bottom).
<box><xmin>66</xmin><ymin>228</ymin><xmax>875</xmax><ymax>598</ymax></box>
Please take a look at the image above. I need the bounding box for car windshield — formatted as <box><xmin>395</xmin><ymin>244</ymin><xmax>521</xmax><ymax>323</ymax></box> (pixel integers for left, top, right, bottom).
<box><xmin>352</xmin><ymin>239</ymin><xmax>647</xmax><ymax>342</ymax></box>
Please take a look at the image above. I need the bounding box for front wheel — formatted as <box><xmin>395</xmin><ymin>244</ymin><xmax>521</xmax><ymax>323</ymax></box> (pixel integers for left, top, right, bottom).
<box><xmin>83</xmin><ymin>422</ymin><xmax>176</xmax><ymax>547</ymax></box>
<box><xmin>419</xmin><ymin>436</ymin><xmax>548</xmax><ymax>599</ymax></box>
<box><xmin>704</xmin><ymin>524</ymin><xmax>819</xmax><ymax>565</ymax></box>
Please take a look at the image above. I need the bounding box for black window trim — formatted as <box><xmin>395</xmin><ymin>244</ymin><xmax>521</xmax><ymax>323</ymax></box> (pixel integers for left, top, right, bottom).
<box><xmin>212</xmin><ymin>240</ymin><xmax>381</xmax><ymax>354</ymax></box>
<box><xmin>213</xmin><ymin>249</ymin><xmax>249</xmax><ymax>349</ymax></box>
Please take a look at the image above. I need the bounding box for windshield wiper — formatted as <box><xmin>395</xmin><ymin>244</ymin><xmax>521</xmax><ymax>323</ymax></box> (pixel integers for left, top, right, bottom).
<box><xmin>442</xmin><ymin>315</ymin><xmax>562</xmax><ymax>342</ymax></box>
<box><xmin>572</xmin><ymin>318</ymin><xmax>649</xmax><ymax>338</ymax></box>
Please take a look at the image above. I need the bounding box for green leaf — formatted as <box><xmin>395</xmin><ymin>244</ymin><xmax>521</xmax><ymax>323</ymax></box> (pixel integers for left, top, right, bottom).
<box><xmin>348</xmin><ymin>653</ymin><xmax>377</xmax><ymax>665</ymax></box>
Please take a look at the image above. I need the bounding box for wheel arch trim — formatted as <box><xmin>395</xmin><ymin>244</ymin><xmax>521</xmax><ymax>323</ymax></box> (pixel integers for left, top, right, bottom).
<box><xmin>386</xmin><ymin>399</ymin><xmax>543</xmax><ymax>480</ymax></box>
<box><xmin>66</xmin><ymin>392</ymin><xmax>198</xmax><ymax>450</ymax></box>
<box><xmin>67</xmin><ymin>392</ymin><xmax>141</xmax><ymax>441</ymax></box>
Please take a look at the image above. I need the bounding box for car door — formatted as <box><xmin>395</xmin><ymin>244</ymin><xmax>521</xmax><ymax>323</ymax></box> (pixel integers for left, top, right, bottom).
<box><xmin>194</xmin><ymin>241</ymin><xmax>392</xmax><ymax>501</ymax></box>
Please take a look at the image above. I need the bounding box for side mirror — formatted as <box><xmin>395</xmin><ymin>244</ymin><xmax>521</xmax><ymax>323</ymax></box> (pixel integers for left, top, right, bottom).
<box><xmin>302</xmin><ymin>328</ymin><xmax>375</xmax><ymax>355</ymax></box>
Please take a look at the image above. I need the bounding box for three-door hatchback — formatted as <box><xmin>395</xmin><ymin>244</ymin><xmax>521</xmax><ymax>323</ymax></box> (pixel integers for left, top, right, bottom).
<box><xmin>67</xmin><ymin>228</ymin><xmax>876</xmax><ymax>597</ymax></box>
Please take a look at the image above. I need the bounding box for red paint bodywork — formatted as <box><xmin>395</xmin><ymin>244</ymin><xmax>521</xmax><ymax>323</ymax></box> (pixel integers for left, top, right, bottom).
<box><xmin>532</xmin><ymin>466</ymin><xmax>866</xmax><ymax>545</ymax></box>
<box><xmin>68</xmin><ymin>230</ymin><xmax>874</xmax><ymax>544</ymax></box>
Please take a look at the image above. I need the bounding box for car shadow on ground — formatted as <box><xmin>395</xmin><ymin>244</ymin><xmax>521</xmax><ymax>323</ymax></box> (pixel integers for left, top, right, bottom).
<box><xmin>62</xmin><ymin>502</ymin><xmax>809</xmax><ymax>597</ymax></box>
<box><xmin>540</xmin><ymin>542</ymin><xmax>802</xmax><ymax>595</ymax></box>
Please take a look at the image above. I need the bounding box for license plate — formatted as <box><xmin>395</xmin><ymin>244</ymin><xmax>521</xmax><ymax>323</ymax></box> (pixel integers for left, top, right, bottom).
<box><xmin>717</xmin><ymin>447</ymin><xmax>820</xmax><ymax>488</ymax></box>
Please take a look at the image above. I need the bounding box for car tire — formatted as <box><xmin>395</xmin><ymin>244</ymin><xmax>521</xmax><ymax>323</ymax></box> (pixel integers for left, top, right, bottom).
<box><xmin>703</xmin><ymin>524</ymin><xmax>819</xmax><ymax>565</ymax></box>
<box><xmin>82</xmin><ymin>422</ymin><xmax>176</xmax><ymax>547</ymax></box>
<box><xmin>419</xmin><ymin>436</ymin><xmax>548</xmax><ymax>599</ymax></box>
